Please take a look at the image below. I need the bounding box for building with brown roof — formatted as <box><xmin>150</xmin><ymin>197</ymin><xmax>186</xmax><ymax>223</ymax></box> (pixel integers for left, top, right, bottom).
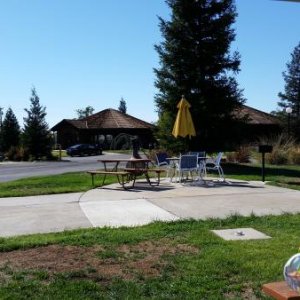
<box><xmin>51</xmin><ymin>105</ymin><xmax>282</xmax><ymax>150</ymax></box>
<box><xmin>234</xmin><ymin>105</ymin><xmax>281</xmax><ymax>126</ymax></box>
<box><xmin>51</xmin><ymin>108</ymin><xmax>156</xmax><ymax>149</ymax></box>
<box><xmin>233</xmin><ymin>105</ymin><xmax>282</xmax><ymax>142</ymax></box>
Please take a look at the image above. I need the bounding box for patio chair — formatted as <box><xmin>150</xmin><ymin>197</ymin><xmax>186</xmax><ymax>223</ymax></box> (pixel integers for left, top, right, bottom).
<box><xmin>175</xmin><ymin>154</ymin><xmax>199</xmax><ymax>182</ymax></box>
<box><xmin>205</xmin><ymin>152</ymin><xmax>225</xmax><ymax>181</ymax></box>
<box><xmin>155</xmin><ymin>152</ymin><xmax>169</xmax><ymax>167</ymax></box>
<box><xmin>155</xmin><ymin>152</ymin><xmax>172</xmax><ymax>179</ymax></box>
<box><xmin>188</xmin><ymin>151</ymin><xmax>206</xmax><ymax>178</ymax></box>
<box><xmin>187</xmin><ymin>151</ymin><xmax>206</xmax><ymax>157</ymax></box>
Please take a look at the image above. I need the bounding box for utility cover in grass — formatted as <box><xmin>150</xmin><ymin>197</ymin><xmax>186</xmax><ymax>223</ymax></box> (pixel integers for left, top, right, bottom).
<box><xmin>211</xmin><ymin>228</ymin><xmax>271</xmax><ymax>241</ymax></box>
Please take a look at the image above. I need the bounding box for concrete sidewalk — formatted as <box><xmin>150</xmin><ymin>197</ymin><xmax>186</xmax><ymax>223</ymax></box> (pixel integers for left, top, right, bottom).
<box><xmin>0</xmin><ymin>193</ymin><xmax>91</xmax><ymax>237</ymax></box>
<box><xmin>1</xmin><ymin>179</ymin><xmax>300</xmax><ymax>237</ymax></box>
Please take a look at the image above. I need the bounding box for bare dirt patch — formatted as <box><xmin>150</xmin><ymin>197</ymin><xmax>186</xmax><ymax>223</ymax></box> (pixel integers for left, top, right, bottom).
<box><xmin>224</xmin><ymin>285</ymin><xmax>260</xmax><ymax>300</ymax></box>
<box><xmin>0</xmin><ymin>239</ymin><xmax>199</xmax><ymax>282</ymax></box>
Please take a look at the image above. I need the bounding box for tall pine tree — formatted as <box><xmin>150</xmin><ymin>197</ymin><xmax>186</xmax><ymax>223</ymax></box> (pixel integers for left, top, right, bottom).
<box><xmin>1</xmin><ymin>107</ymin><xmax>21</xmax><ymax>152</ymax></box>
<box><xmin>278</xmin><ymin>42</ymin><xmax>300</xmax><ymax>119</ymax></box>
<box><xmin>154</xmin><ymin>0</ymin><xmax>244</xmax><ymax>151</ymax></box>
<box><xmin>0</xmin><ymin>107</ymin><xmax>3</xmax><ymax>152</ymax></box>
<box><xmin>23</xmin><ymin>88</ymin><xmax>52</xmax><ymax>159</ymax></box>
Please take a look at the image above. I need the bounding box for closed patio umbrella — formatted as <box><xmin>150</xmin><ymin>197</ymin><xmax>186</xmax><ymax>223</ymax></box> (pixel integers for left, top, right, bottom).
<box><xmin>172</xmin><ymin>96</ymin><xmax>196</xmax><ymax>139</ymax></box>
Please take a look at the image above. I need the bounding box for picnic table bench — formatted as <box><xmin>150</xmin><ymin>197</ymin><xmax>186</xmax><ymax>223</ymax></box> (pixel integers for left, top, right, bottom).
<box><xmin>87</xmin><ymin>170</ymin><xmax>130</xmax><ymax>187</ymax></box>
<box><xmin>124</xmin><ymin>168</ymin><xmax>165</xmax><ymax>186</ymax></box>
<box><xmin>87</xmin><ymin>158</ymin><xmax>166</xmax><ymax>189</ymax></box>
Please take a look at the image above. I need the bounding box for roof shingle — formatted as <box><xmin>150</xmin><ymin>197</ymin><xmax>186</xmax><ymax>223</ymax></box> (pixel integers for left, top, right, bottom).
<box><xmin>234</xmin><ymin>105</ymin><xmax>281</xmax><ymax>125</ymax></box>
<box><xmin>52</xmin><ymin>108</ymin><xmax>155</xmax><ymax>130</ymax></box>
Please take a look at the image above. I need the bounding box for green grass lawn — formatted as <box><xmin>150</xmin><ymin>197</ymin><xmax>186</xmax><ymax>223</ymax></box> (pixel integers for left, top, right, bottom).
<box><xmin>0</xmin><ymin>163</ymin><xmax>299</xmax><ymax>198</ymax></box>
<box><xmin>223</xmin><ymin>163</ymin><xmax>300</xmax><ymax>190</ymax></box>
<box><xmin>0</xmin><ymin>214</ymin><xmax>299</xmax><ymax>299</ymax></box>
<box><xmin>51</xmin><ymin>149</ymin><xmax>68</xmax><ymax>158</ymax></box>
<box><xmin>0</xmin><ymin>172</ymin><xmax>116</xmax><ymax>198</ymax></box>
<box><xmin>1</xmin><ymin>163</ymin><xmax>300</xmax><ymax>298</ymax></box>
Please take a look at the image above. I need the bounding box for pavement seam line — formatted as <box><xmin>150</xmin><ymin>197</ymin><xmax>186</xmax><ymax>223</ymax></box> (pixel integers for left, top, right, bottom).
<box><xmin>78</xmin><ymin>191</ymin><xmax>89</xmax><ymax>203</ymax></box>
<box><xmin>145</xmin><ymin>199</ymin><xmax>181</xmax><ymax>218</ymax></box>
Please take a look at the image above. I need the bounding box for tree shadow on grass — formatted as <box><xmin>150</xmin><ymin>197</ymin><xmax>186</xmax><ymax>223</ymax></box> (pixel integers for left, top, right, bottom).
<box><xmin>223</xmin><ymin>163</ymin><xmax>300</xmax><ymax>179</ymax></box>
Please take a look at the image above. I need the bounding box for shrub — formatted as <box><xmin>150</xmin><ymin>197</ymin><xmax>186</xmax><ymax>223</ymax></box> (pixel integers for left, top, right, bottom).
<box><xmin>226</xmin><ymin>146</ymin><xmax>251</xmax><ymax>163</ymax></box>
<box><xmin>259</xmin><ymin>134</ymin><xmax>297</xmax><ymax>165</ymax></box>
<box><xmin>266</xmin><ymin>150</ymin><xmax>289</xmax><ymax>165</ymax></box>
<box><xmin>5</xmin><ymin>146</ymin><xmax>30</xmax><ymax>161</ymax></box>
<box><xmin>288</xmin><ymin>147</ymin><xmax>300</xmax><ymax>165</ymax></box>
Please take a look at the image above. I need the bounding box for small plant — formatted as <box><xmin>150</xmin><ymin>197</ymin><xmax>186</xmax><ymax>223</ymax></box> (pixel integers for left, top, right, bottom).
<box><xmin>226</xmin><ymin>146</ymin><xmax>251</xmax><ymax>163</ymax></box>
<box><xmin>288</xmin><ymin>147</ymin><xmax>300</xmax><ymax>165</ymax></box>
<box><xmin>97</xmin><ymin>249</ymin><xmax>120</xmax><ymax>260</ymax></box>
<box><xmin>267</xmin><ymin>150</ymin><xmax>289</xmax><ymax>165</ymax></box>
<box><xmin>5</xmin><ymin>146</ymin><xmax>29</xmax><ymax>161</ymax></box>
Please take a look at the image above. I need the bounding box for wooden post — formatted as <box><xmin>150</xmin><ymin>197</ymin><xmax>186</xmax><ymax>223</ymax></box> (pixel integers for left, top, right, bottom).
<box><xmin>262</xmin><ymin>281</ymin><xmax>300</xmax><ymax>300</ymax></box>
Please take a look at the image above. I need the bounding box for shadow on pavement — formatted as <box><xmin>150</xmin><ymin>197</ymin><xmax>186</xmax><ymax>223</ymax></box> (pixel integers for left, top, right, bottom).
<box><xmin>186</xmin><ymin>179</ymin><xmax>264</xmax><ymax>189</ymax></box>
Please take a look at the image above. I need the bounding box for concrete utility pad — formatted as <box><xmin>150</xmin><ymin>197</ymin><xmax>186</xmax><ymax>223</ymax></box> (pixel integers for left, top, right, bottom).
<box><xmin>211</xmin><ymin>228</ymin><xmax>271</xmax><ymax>241</ymax></box>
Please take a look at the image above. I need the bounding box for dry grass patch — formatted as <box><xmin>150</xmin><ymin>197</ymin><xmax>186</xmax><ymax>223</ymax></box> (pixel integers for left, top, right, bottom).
<box><xmin>0</xmin><ymin>239</ymin><xmax>199</xmax><ymax>283</ymax></box>
<box><xmin>224</xmin><ymin>286</ymin><xmax>260</xmax><ymax>300</ymax></box>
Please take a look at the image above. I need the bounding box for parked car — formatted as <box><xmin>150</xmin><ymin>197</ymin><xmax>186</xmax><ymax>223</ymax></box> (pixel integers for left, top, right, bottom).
<box><xmin>66</xmin><ymin>144</ymin><xmax>102</xmax><ymax>157</ymax></box>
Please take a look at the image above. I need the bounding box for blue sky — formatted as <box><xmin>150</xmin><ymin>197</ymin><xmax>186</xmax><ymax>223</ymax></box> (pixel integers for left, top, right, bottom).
<box><xmin>0</xmin><ymin>0</ymin><xmax>299</xmax><ymax>128</ymax></box>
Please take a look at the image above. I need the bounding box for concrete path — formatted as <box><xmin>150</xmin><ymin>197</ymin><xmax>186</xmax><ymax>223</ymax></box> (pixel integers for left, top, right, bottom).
<box><xmin>1</xmin><ymin>179</ymin><xmax>300</xmax><ymax>237</ymax></box>
<box><xmin>0</xmin><ymin>193</ymin><xmax>92</xmax><ymax>237</ymax></box>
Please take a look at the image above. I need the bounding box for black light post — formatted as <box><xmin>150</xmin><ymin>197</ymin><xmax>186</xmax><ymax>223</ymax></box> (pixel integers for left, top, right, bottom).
<box><xmin>286</xmin><ymin>107</ymin><xmax>292</xmax><ymax>137</ymax></box>
<box><xmin>259</xmin><ymin>145</ymin><xmax>273</xmax><ymax>182</ymax></box>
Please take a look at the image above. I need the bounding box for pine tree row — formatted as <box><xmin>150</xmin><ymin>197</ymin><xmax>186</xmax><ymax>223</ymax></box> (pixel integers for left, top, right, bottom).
<box><xmin>0</xmin><ymin>88</ymin><xmax>52</xmax><ymax>161</ymax></box>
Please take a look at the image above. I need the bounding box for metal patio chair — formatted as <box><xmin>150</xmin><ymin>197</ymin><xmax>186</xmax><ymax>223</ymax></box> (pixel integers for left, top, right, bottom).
<box><xmin>205</xmin><ymin>152</ymin><xmax>225</xmax><ymax>181</ymax></box>
<box><xmin>188</xmin><ymin>151</ymin><xmax>207</xmax><ymax>178</ymax></box>
<box><xmin>155</xmin><ymin>152</ymin><xmax>169</xmax><ymax>167</ymax></box>
<box><xmin>175</xmin><ymin>154</ymin><xmax>199</xmax><ymax>183</ymax></box>
<box><xmin>155</xmin><ymin>152</ymin><xmax>173</xmax><ymax>179</ymax></box>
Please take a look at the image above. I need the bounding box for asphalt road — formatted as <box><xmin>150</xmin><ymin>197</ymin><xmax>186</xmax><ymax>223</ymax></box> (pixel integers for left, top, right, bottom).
<box><xmin>0</xmin><ymin>152</ymin><xmax>144</xmax><ymax>182</ymax></box>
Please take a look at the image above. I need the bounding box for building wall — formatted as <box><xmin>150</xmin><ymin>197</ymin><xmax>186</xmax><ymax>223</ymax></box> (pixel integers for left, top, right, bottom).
<box><xmin>55</xmin><ymin>124</ymin><xmax>80</xmax><ymax>149</ymax></box>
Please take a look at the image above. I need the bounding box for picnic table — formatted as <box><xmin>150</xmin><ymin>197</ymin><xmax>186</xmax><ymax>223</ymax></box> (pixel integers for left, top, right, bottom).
<box><xmin>87</xmin><ymin>158</ymin><xmax>165</xmax><ymax>189</ymax></box>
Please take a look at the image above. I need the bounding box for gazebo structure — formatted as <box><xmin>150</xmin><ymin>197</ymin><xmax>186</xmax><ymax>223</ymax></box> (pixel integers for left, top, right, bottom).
<box><xmin>51</xmin><ymin>108</ymin><xmax>156</xmax><ymax>149</ymax></box>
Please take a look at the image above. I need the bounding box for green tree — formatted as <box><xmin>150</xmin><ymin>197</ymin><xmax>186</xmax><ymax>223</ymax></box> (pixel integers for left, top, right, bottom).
<box><xmin>23</xmin><ymin>88</ymin><xmax>52</xmax><ymax>159</ymax></box>
<box><xmin>0</xmin><ymin>107</ymin><xmax>21</xmax><ymax>152</ymax></box>
<box><xmin>118</xmin><ymin>97</ymin><xmax>127</xmax><ymax>114</ymax></box>
<box><xmin>0</xmin><ymin>107</ymin><xmax>4</xmax><ymax>153</ymax></box>
<box><xmin>0</xmin><ymin>107</ymin><xmax>3</xmax><ymax>127</ymax></box>
<box><xmin>155</xmin><ymin>111</ymin><xmax>184</xmax><ymax>153</ymax></box>
<box><xmin>277</xmin><ymin>42</ymin><xmax>300</xmax><ymax>135</ymax></box>
<box><xmin>76</xmin><ymin>105</ymin><xmax>95</xmax><ymax>119</ymax></box>
<box><xmin>154</xmin><ymin>0</ymin><xmax>244</xmax><ymax>151</ymax></box>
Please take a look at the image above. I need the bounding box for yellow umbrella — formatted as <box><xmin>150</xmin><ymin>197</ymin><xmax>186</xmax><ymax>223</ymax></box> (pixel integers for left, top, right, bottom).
<box><xmin>172</xmin><ymin>96</ymin><xmax>196</xmax><ymax>139</ymax></box>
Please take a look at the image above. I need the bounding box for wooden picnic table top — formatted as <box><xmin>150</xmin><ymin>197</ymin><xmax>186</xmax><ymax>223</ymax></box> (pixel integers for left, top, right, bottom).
<box><xmin>97</xmin><ymin>158</ymin><xmax>151</xmax><ymax>163</ymax></box>
<box><xmin>92</xmin><ymin>158</ymin><xmax>160</xmax><ymax>189</ymax></box>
